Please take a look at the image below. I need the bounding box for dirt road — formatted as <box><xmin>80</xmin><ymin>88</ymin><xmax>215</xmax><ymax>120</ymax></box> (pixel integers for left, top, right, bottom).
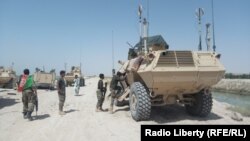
<box><xmin>1</xmin><ymin>77</ymin><xmax>249</xmax><ymax>141</ymax></box>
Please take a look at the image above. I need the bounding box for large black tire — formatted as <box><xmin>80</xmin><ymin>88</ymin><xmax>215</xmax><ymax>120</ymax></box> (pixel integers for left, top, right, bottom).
<box><xmin>185</xmin><ymin>89</ymin><xmax>213</xmax><ymax>117</ymax></box>
<box><xmin>129</xmin><ymin>82</ymin><xmax>151</xmax><ymax>121</ymax></box>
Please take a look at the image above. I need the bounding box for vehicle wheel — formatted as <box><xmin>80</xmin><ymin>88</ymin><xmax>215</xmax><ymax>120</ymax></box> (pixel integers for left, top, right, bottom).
<box><xmin>185</xmin><ymin>89</ymin><xmax>212</xmax><ymax>117</ymax></box>
<box><xmin>129</xmin><ymin>82</ymin><xmax>151</xmax><ymax>121</ymax></box>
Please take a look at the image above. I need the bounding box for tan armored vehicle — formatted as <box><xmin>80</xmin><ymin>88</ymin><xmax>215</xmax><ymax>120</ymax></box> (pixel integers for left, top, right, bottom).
<box><xmin>33</xmin><ymin>69</ymin><xmax>56</xmax><ymax>89</ymax></box>
<box><xmin>0</xmin><ymin>66</ymin><xmax>17</xmax><ymax>89</ymax></box>
<box><xmin>65</xmin><ymin>66</ymin><xmax>85</xmax><ymax>86</ymax></box>
<box><xmin>116</xmin><ymin>35</ymin><xmax>225</xmax><ymax>121</ymax></box>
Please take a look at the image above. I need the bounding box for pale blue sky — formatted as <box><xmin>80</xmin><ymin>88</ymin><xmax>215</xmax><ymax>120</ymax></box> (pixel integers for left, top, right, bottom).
<box><xmin>0</xmin><ymin>0</ymin><xmax>249</xmax><ymax>76</ymax></box>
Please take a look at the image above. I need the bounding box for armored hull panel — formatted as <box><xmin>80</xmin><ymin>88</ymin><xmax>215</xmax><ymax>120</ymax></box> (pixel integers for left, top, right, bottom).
<box><xmin>127</xmin><ymin>50</ymin><xmax>225</xmax><ymax>95</ymax></box>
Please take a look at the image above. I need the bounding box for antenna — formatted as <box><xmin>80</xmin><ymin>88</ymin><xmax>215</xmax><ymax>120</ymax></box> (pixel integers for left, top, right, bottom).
<box><xmin>80</xmin><ymin>47</ymin><xmax>82</xmax><ymax>75</ymax></box>
<box><xmin>211</xmin><ymin>0</ymin><xmax>216</xmax><ymax>52</ymax></box>
<box><xmin>126</xmin><ymin>42</ymin><xmax>134</xmax><ymax>48</ymax></box>
<box><xmin>64</xmin><ymin>63</ymin><xmax>67</xmax><ymax>72</ymax></box>
<box><xmin>206</xmin><ymin>23</ymin><xmax>211</xmax><ymax>51</ymax></box>
<box><xmin>112</xmin><ymin>30</ymin><xmax>114</xmax><ymax>72</ymax></box>
<box><xmin>138</xmin><ymin>4</ymin><xmax>142</xmax><ymax>51</ymax></box>
<box><xmin>11</xmin><ymin>62</ymin><xmax>14</xmax><ymax>70</ymax></box>
<box><xmin>143</xmin><ymin>18</ymin><xmax>148</xmax><ymax>54</ymax></box>
<box><xmin>196</xmin><ymin>8</ymin><xmax>204</xmax><ymax>51</ymax></box>
<box><xmin>138</xmin><ymin>3</ymin><xmax>149</xmax><ymax>54</ymax></box>
<box><xmin>147</xmin><ymin>0</ymin><xmax>149</xmax><ymax>35</ymax></box>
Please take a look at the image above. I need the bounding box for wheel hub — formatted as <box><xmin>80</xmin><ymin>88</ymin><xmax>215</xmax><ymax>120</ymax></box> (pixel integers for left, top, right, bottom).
<box><xmin>131</xmin><ymin>94</ymin><xmax>137</xmax><ymax>112</ymax></box>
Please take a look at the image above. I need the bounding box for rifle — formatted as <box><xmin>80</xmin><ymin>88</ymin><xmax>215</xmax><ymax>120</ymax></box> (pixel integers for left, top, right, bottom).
<box><xmin>103</xmin><ymin>82</ymin><xmax>108</xmax><ymax>99</ymax></box>
<box><xmin>35</xmin><ymin>94</ymin><xmax>38</xmax><ymax>116</ymax></box>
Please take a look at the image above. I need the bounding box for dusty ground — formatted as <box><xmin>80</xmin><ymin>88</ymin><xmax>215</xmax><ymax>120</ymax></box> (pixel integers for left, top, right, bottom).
<box><xmin>1</xmin><ymin>77</ymin><xmax>250</xmax><ymax>141</ymax></box>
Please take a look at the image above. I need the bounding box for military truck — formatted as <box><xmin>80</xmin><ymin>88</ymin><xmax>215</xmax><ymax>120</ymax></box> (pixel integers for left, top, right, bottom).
<box><xmin>0</xmin><ymin>66</ymin><xmax>17</xmax><ymax>89</ymax></box>
<box><xmin>65</xmin><ymin>66</ymin><xmax>85</xmax><ymax>86</ymax></box>
<box><xmin>33</xmin><ymin>69</ymin><xmax>56</xmax><ymax>89</ymax></box>
<box><xmin>115</xmin><ymin>35</ymin><xmax>225</xmax><ymax>121</ymax></box>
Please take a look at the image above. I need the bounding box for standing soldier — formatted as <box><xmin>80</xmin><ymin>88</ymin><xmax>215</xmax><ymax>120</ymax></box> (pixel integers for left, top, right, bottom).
<box><xmin>96</xmin><ymin>73</ymin><xmax>107</xmax><ymax>112</ymax></box>
<box><xmin>18</xmin><ymin>68</ymin><xmax>37</xmax><ymax>121</ymax></box>
<box><xmin>57</xmin><ymin>70</ymin><xmax>66</xmax><ymax>115</ymax></box>
<box><xmin>73</xmin><ymin>75</ymin><xmax>80</xmax><ymax>96</ymax></box>
<box><xmin>109</xmin><ymin>71</ymin><xmax>126</xmax><ymax>114</ymax></box>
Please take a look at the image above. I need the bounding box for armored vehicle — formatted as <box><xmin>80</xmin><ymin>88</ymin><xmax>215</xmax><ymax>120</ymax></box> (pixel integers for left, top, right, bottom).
<box><xmin>65</xmin><ymin>66</ymin><xmax>85</xmax><ymax>86</ymax></box>
<box><xmin>33</xmin><ymin>69</ymin><xmax>56</xmax><ymax>89</ymax></box>
<box><xmin>0</xmin><ymin>66</ymin><xmax>17</xmax><ymax>89</ymax></box>
<box><xmin>116</xmin><ymin>35</ymin><xmax>225</xmax><ymax>121</ymax></box>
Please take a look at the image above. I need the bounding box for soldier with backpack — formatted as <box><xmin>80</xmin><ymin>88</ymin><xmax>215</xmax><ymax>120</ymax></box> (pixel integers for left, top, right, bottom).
<box><xmin>18</xmin><ymin>68</ymin><xmax>37</xmax><ymax>121</ymax></box>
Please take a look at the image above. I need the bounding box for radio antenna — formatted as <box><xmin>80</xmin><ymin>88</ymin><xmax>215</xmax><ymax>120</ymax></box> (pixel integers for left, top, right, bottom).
<box><xmin>196</xmin><ymin>8</ymin><xmax>204</xmax><ymax>51</ymax></box>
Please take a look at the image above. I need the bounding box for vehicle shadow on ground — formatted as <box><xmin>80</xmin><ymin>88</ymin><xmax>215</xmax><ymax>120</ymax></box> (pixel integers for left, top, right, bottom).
<box><xmin>0</xmin><ymin>97</ymin><xmax>19</xmax><ymax>109</ymax></box>
<box><xmin>35</xmin><ymin>114</ymin><xmax>50</xmax><ymax>120</ymax></box>
<box><xmin>114</xmin><ymin>107</ymin><xmax>130</xmax><ymax>114</ymax></box>
<box><xmin>150</xmin><ymin>104</ymin><xmax>222</xmax><ymax>124</ymax></box>
<box><xmin>65</xmin><ymin>109</ymin><xmax>79</xmax><ymax>113</ymax></box>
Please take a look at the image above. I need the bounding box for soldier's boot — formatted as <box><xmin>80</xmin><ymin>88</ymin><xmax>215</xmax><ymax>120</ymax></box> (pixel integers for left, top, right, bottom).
<box><xmin>27</xmin><ymin>112</ymin><xmax>33</xmax><ymax>121</ymax></box>
<box><xmin>23</xmin><ymin>112</ymin><xmax>28</xmax><ymax>119</ymax></box>
<box><xmin>100</xmin><ymin>104</ymin><xmax>105</xmax><ymax>111</ymax></box>
<box><xmin>109</xmin><ymin>106</ymin><xmax>113</xmax><ymax>114</ymax></box>
<box><xmin>96</xmin><ymin>107</ymin><xmax>101</xmax><ymax>112</ymax></box>
<box><xmin>100</xmin><ymin>107</ymin><xmax>105</xmax><ymax>112</ymax></box>
<box><xmin>59</xmin><ymin>105</ymin><xmax>66</xmax><ymax>115</ymax></box>
<box><xmin>59</xmin><ymin>111</ymin><xmax>66</xmax><ymax>115</ymax></box>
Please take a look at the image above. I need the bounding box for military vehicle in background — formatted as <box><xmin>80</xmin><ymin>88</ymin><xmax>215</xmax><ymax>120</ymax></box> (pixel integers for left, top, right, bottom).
<box><xmin>65</xmin><ymin>66</ymin><xmax>85</xmax><ymax>86</ymax></box>
<box><xmin>0</xmin><ymin>66</ymin><xmax>17</xmax><ymax>89</ymax></box>
<box><xmin>33</xmin><ymin>68</ymin><xmax>56</xmax><ymax>89</ymax></box>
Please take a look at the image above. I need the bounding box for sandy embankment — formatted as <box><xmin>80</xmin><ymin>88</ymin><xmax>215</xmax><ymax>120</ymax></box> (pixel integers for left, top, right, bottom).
<box><xmin>0</xmin><ymin>77</ymin><xmax>250</xmax><ymax>141</ymax></box>
<box><xmin>213</xmin><ymin>79</ymin><xmax>250</xmax><ymax>95</ymax></box>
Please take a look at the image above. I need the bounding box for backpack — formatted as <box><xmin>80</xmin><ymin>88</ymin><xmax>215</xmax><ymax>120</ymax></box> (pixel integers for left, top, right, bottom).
<box><xmin>18</xmin><ymin>75</ymin><xmax>28</xmax><ymax>92</ymax></box>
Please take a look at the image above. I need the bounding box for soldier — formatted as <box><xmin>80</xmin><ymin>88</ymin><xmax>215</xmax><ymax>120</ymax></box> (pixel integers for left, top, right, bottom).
<box><xmin>57</xmin><ymin>70</ymin><xmax>66</xmax><ymax>115</ymax></box>
<box><xmin>96</xmin><ymin>73</ymin><xmax>107</xmax><ymax>112</ymax></box>
<box><xmin>109</xmin><ymin>71</ymin><xmax>126</xmax><ymax>114</ymax></box>
<box><xmin>73</xmin><ymin>75</ymin><xmax>80</xmax><ymax>96</ymax></box>
<box><xmin>18</xmin><ymin>69</ymin><xmax>37</xmax><ymax>121</ymax></box>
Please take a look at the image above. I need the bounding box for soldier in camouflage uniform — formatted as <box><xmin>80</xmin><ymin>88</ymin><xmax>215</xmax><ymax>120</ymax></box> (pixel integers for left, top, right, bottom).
<box><xmin>109</xmin><ymin>71</ymin><xmax>126</xmax><ymax>114</ymax></box>
<box><xmin>20</xmin><ymin>69</ymin><xmax>37</xmax><ymax>121</ymax></box>
<box><xmin>57</xmin><ymin>70</ymin><xmax>66</xmax><ymax>115</ymax></box>
<box><xmin>96</xmin><ymin>73</ymin><xmax>107</xmax><ymax>112</ymax></box>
